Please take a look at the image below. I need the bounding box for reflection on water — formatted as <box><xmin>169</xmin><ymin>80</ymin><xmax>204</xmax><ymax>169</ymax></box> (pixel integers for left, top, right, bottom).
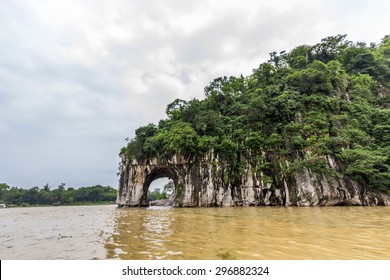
<box><xmin>106</xmin><ymin>206</ymin><xmax>390</xmax><ymax>260</ymax></box>
<box><xmin>1</xmin><ymin>205</ymin><xmax>390</xmax><ymax>259</ymax></box>
<box><xmin>106</xmin><ymin>206</ymin><xmax>179</xmax><ymax>259</ymax></box>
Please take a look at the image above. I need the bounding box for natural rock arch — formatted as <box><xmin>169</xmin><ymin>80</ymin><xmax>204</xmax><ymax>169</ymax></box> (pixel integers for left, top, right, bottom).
<box><xmin>117</xmin><ymin>160</ymin><xmax>180</xmax><ymax>207</ymax></box>
<box><xmin>116</xmin><ymin>154</ymin><xmax>235</xmax><ymax>207</ymax></box>
<box><xmin>117</xmin><ymin>153</ymin><xmax>293</xmax><ymax>207</ymax></box>
<box><xmin>142</xmin><ymin>166</ymin><xmax>178</xmax><ymax>205</ymax></box>
<box><xmin>117</xmin><ymin>153</ymin><xmax>390</xmax><ymax>207</ymax></box>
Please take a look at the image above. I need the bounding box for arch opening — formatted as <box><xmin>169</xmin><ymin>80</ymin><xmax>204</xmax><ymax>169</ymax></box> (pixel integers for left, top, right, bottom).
<box><xmin>142</xmin><ymin>166</ymin><xmax>178</xmax><ymax>206</ymax></box>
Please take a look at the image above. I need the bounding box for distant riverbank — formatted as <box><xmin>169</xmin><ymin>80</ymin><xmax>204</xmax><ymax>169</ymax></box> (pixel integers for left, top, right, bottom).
<box><xmin>0</xmin><ymin>183</ymin><xmax>117</xmax><ymax>208</ymax></box>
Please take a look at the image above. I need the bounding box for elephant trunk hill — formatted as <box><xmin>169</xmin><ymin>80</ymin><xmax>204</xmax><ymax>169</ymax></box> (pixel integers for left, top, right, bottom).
<box><xmin>118</xmin><ymin>35</ymin><xmax>390</xmax><ymax>207</ymax></box>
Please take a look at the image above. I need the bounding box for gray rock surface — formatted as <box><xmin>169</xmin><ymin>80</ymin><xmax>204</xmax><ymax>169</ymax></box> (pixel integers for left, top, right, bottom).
<box><xmin>117</xmin><ymin>152</ymin><xmax>390</xmax><ymax>207</ymax></box>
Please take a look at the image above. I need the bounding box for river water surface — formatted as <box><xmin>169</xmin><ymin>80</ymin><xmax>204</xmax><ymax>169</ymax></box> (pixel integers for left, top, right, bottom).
<box><xmin>1</xmin><ymin>205</ymin><xmax>390</xmax><ymax>260</ymax></box>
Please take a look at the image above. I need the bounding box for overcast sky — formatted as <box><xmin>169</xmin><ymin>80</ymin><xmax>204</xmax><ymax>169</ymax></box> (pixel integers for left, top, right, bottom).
<box><xmin>1</xmin><ymin>0</ymin><xmax>389</xmax><ymax>189</ymax></box>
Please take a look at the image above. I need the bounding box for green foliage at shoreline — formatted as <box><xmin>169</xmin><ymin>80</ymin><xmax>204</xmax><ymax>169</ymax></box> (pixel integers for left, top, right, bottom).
<box><xmin>122</xmin><ymin>35</ymin><xmax>390</xmax><ymax>191</ymax></box>
<box><xmin>147</xmin><ymin>181</ymin><xmax>174</xmax><ymax>201</ymax></box>
<box><xmin>0</xmin><ymin>183</ymin><xmax>117</xmax><ymax>207</ymax></box>
<box><xmin>147</xmin><ymin>189</ymin><xmax>166</xmax><ymax>201</ymax></box>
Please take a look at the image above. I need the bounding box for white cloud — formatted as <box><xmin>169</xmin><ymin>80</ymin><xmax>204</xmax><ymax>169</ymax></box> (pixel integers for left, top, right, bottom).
<box><xmin>1</xmin><ymin>0</ymin><xmax>390</xmax><ymax>188</ymax></box>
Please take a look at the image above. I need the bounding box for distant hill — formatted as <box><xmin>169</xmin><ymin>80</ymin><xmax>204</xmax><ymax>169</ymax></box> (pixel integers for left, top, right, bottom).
<box><xmin>119</xmin><ymin>35</ymin><xmax>390</xmax><ymax>206</ymax></box>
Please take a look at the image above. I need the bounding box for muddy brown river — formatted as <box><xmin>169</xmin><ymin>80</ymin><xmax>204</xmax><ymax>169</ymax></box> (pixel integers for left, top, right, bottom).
<box><xmin>1</xmin><ymin>205</ymin><xmax>390</xmax><ymax>259</ymax></box>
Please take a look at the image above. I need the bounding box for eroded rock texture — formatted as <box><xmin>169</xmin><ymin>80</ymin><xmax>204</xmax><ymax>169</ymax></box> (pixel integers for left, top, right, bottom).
<box><xmin>117</xmin><ymin>153</ymin><xmax>390</xmax><ymax>207</ymax></box>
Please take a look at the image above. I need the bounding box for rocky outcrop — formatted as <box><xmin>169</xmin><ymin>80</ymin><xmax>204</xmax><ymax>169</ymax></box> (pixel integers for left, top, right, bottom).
<box><xmin>117</xmin><ymin>152</ymin><xmax>390</xmax><ymax>207</ymax></box>
<box><xmin>149</xmin><ymin>198</ymin><xmax>173</xmax><ymax>206</ymax></box>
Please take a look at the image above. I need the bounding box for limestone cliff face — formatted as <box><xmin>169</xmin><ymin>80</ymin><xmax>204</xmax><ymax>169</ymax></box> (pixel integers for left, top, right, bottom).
<box><xmin>117</xmin><ymin>152</ymin><xmax>390</xmax><ymax>207</ymax></box>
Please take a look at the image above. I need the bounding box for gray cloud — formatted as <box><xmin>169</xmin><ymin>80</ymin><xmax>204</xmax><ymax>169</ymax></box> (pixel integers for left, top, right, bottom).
<box><xmin>1</xmin><ymin>0</ymin><xmax>390</xmax><ymax>188</ymax></box>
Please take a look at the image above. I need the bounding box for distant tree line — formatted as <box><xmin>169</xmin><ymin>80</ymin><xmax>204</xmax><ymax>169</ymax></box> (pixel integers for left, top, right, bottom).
<box><xmin>0</xmin><ymin>183</ymin><xmax>117</xmax><ymax>207</ymax></box>
<box><xmin>147</xmin><ymin>188</ymin><xmax>166</xmax><ymax>201</ymax></box>
<box><xmin>147</xmin><ymin>180</ymin><xmax>175</xmax><ymax>201</ymax></box>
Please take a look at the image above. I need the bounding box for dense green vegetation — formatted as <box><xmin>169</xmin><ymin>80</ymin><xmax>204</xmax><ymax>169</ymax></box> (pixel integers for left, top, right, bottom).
<box><xmin>0</xmin><ymin>183</ymin><xmax>117</xmax><ymax>207</ymax></box>
<box><xmin>147</xmin><ymin>181</ymin><xmax>175</xmax><ymax>201</ymax></box>
<box><xmin>122</xmin><ymin>35</ymin><xmax>390</xmax><ymax>192</ymax></box>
